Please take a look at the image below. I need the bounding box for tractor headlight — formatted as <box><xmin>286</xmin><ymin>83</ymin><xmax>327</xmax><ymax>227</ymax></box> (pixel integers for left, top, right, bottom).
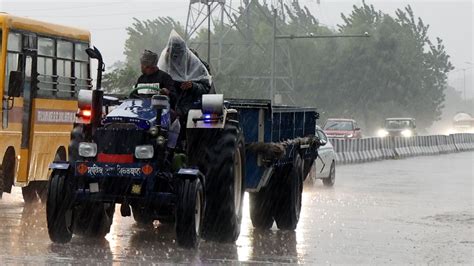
<box><xmin>79</xmin><ymin>142</ymin><xmax>97</xmax><ymax>157</ymax></box>
<box><xmin>135</xmin><ymin>145</ymin><xmax>154</xmax><ymax>159</ymax></box>
<box><xmin>401</xmin><ymin>129</ymin><xmax>413</xmax><ymax>137</ymax></box>
<box><xmin>378</xmin><ymin>129</ymin><xmax>389</xmax><ymax>138</ymax></box>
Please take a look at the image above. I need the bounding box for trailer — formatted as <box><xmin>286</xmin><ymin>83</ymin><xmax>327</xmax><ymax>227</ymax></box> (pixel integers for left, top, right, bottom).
<box><xmin>228</xmin><ymin>99</ymin><xmax>320</xmax><ymax>230</ymax></box>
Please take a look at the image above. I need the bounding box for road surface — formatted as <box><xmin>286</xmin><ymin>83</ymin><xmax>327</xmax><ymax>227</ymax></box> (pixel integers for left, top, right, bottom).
<box><xmin>0</xmin><ymin>152</ymin><xmax>472</xmax><ymax>264</ymax></box>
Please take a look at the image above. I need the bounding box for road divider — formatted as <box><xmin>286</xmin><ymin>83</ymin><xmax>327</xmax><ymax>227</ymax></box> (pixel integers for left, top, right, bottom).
<box><xmin>329</xmin><ymin>133</ymin><xmax>474</xmax><ymax>164</ymax></box>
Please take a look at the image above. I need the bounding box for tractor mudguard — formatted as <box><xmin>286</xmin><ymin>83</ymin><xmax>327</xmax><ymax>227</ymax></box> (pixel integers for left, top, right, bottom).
<box><xmin>175</xmin><ymin>168</ymin><xmax>204</xmax><ymax>182</ymax></box>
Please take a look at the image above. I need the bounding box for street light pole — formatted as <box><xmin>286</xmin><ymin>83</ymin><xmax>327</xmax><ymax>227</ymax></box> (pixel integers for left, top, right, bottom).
<box><xmin>270</xmin><ymin>9</ymin><xmax>277</xmax><ymax>104</ymax></box>
<box><xmin>463</xmin><ymin>68</ymin><xmax>466</xmax><ymax>100</ymax></box>
<box><xmin>461</xmin><ymin>62</ymin><xmax>472</xmax><ymax>101</ymax></box>
<box><xmin>207</xmin><ymin>2</ymin><xmax>211</xmax><ymax>64</ymax></box>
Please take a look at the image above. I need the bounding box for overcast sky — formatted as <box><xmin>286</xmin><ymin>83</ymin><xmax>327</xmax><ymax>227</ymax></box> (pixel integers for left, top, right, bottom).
<box><xmin>1</xmin><ymin>0</ymin><xmax>472</xmax><ymax>97</ymax></box>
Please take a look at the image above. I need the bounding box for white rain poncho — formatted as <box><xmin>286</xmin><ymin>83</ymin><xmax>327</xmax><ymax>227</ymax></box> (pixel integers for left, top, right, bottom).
<box><xmin>158</xmin><ymin>30</ymin><xmax>212</xmax><ymax>84</ymax></box>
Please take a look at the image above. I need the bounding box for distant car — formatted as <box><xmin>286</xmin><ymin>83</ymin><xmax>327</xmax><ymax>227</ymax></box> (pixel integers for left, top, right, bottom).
<box><xmin>378</xmin><ymin>118</ymin><xmax>417</xmax><ymax>138</ymax></box>
<box><xmin>312</xmin><ymin>126</ymin><xmax>336</xmax><ymax>186</ymax></box>
<box><xmin>447</xmin><ymin>112</ymin><xmax>474</xmax><ymax>134</ymax></box>
<box><xmin>323</xmin><ymin>118</ymin><xmax>362</xmax><ymax>139</ymax></box>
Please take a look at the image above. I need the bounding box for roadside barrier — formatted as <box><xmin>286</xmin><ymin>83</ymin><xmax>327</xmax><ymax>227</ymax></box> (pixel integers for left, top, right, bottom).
<box><xmin>329</xmin><ymin>133</ymin><xmax>474</xmax><ymax>164</ymax></box>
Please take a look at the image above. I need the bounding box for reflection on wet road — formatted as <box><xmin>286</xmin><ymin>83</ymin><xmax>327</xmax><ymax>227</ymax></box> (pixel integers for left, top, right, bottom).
<box><xmin>0</xmin><ymin>152</ymin><xmax>472</xmax><ymax>264</ymax></box>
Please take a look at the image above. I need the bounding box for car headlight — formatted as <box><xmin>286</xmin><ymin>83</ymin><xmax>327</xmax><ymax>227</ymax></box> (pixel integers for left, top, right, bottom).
<box><xmin>135</xmin><ymin>145</ymin><xmax>154</xmax><ymax>159</ymax></box>
<box><xmin>346</xmin><ymin>134</ymin><xmax>354</xmax><ymax>138</ymax></box>
<box><xmin>401</xmin><ymin>129</ymin><xmax>413</xmax><ymax>137</ymax></box>
<box><xmin>79</xmin><ymin>142</ymin><xmax>97</xmax><ymax>158</ymax></box>
<box><xmin>378</xmin><ymin>129</ymin><xmax>389</xmax><ymax>138</ymax></box>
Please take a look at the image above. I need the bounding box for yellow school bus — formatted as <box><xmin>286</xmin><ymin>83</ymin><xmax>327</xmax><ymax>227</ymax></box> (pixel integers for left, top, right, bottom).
<box><xmin>0</xmin><ymin>13</ymin><xmax>91</xmax><ymax>202</ymax></box>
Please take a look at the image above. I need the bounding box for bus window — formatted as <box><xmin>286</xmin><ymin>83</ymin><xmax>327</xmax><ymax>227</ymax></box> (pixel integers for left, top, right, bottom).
<box><xmin>7</xmin><ymin>32</ymin><xmax>21</xmax><ymax>51</ymax></box>
<box><xmin>75</xmin><ymin>61</ymin><xmax>88</xmax><ymax>89</ymax></box>
<box><xmin>74</xmin><ymin>43</ymin><xmax>88</xmax><ymax>61</ymax></box>
<box><xmin>37</xmin><ymin>37</ymin><xmax>55</xmax><ymax>97</ymax></box>
<box><xmin>4</xmin><ymin>32</ymin><xmax>22</xmax><ymax>95</ymax></box>
<box><xmin>57</xmin><ymin>40</ymin><xmax>73</xmax><ymax>59</ymax></box>
<box><xmin>38</xmin><ymin>37</ymin><xmax>54</xmax><ymax>55</ymax></box>
<box><xmin>57</xmin><ymin>40</ymin><xmax>73</xmax><ymax>98</ymax></box>
<box><xmin>74</xmin><ymin>42</ymin><xmax>90</xmax><ymax>91</ymax></box>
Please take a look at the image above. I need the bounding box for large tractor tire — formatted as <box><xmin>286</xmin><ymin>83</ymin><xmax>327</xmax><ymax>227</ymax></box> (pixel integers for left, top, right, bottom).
<box><xmin>176</xmin><ymin>178</ymin><xmax>204</xmax><ymax>248</ymax></box>
<box><xmin>198</xmin><ymin>122</ymin><xmax>246</xmax><ymax>242</ymax></box>
<box><xmin>273</xmin><ymin>153</ymin><xmax>303</xmax><ymax>230</ymax></box>
<box><xmin>73</xmin><ymin>202</ymin><xmax>115</xmax><ymax>238</ymax></box>
<box><xmin>46</xmin><ymin>169</ymin><xmax>75</xmax><ymax>243</ymax></box>
<box><xmin>131</xmin><ymin>204</ymin><xmax>154</xmax><ymax>226</ymax></box>
<box><xmin>249</xmin><ymin>186</ymin><xmax>275</xmax><ymax>230</ymax></box>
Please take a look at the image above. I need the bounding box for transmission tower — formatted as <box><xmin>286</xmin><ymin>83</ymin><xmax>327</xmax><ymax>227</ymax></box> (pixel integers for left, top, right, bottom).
<box><xmin>185</xmin><ymin>0</ymin><xmax>297</xmax><ymax>104</ymax></box>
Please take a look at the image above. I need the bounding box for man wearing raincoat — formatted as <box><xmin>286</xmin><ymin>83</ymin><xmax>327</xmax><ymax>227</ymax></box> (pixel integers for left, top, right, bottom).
<box><xmin>158</xmin><ymin>30</ymin><xmax>212</xmax><ymax>122</ymax></box>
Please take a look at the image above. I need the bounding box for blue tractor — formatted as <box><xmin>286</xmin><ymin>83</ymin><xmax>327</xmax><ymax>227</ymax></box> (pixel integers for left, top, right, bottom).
<box><xmin>47</xmin><ymin>47</ymin><xmax>322</xmax><ymax>248</ymax></box>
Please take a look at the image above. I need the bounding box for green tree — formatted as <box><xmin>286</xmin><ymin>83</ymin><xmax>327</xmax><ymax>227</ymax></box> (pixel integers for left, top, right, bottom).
<box><xmin>103</xmin><ymin>1</ymin><xmax>453</xmax><ymax>132</ymax></box>
<box><xmin>103</xmin><ymin>17</ymin><xmax>185</xmax><ymax>93</ymax></box>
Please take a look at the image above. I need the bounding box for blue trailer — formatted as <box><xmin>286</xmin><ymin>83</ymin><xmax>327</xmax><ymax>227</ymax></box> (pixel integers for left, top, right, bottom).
<box><xmin>227</xmin><ymin>99</ymin><xmax>320</xmax><ymax>230</ymax></box>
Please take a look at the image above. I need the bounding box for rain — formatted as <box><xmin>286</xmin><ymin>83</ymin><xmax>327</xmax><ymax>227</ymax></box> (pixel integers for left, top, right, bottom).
<box><xmin>0</xmin><ymin>0</ymin><xmax>472</xmax><ymax>264</ymax></box>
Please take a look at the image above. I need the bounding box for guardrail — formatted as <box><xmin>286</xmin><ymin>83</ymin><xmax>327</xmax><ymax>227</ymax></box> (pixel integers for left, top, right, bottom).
<box><xmin>329</xmin><ymin>133</ymin><xmax>474</xmax><ymax>164</ymax></box>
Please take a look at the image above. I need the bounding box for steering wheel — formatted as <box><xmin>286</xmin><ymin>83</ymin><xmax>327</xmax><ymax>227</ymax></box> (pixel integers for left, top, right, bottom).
<box><xmin>129</xmin><ymin>86</ymin><xmax>161</xmax><ymax>99</ymax></box>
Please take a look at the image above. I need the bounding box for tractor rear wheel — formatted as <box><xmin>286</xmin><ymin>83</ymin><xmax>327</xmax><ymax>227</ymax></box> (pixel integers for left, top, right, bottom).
<box><xmin>200</xmin><ymin>122</ymin><xmax>245</xmax><ymax>242</ymax></box>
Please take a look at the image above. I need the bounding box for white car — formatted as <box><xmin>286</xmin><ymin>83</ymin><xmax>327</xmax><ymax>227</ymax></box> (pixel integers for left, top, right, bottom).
<box><xmin>311</xmin><ymin>126</ymin><xmax>336</xmax><ymax>186</ymax></box>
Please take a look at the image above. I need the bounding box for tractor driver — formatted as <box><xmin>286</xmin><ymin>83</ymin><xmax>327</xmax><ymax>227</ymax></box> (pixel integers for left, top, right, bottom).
<box><xmin>134</xmin><ymin>49</ymin><xmax>177</xmax><ymax>103</ymax></box>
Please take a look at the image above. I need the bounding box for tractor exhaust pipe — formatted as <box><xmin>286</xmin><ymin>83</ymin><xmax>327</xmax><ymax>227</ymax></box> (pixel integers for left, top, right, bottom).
<box><xmin>86</xmin><ymin>46</ymin><xmax>105</xmax><ymax>133</ymax></box>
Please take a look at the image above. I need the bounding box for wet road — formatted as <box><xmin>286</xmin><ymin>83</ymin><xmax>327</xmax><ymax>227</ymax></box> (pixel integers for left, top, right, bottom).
<box><xmin>0</xmin><ymin>152</ymin><xmax>472</xmax><ymax>264</ymax></box>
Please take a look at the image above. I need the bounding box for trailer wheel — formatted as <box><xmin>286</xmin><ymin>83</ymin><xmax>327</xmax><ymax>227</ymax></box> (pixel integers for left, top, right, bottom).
<box><xmin>274</xmin><ymin>153</ymin><xmax>303</xmax><ymax>230</ymax></box>
<box><xmin>322</xmin><ymin>161</ymin><xmax>336</xmax><ymax>187</ymax></box>
<box><xmin>201</xmin><ymin>122</ymin><xmax>245</xmax><ymax>242</ymax></box>
<box><xmin>46</xmin><ymin>169</ymin><xmax>75</xmax><ymax>243</ymax></box>
<box><xmin>249</xmin><ymin>187</ymin><xmax>274</xmax><ymax>230</ymax></box>
<box><xmin>73</xmin><ymin>202</ymin><xmax>115</xmax><ymax>238</ymax></box>
<box><xmin>131</xmin><ymin>205</ymin><xmax>154</xmax><ymax>226</ymax></box>
<box><xmin>176</xmin><ymin>178</ymin><xmax>204</xmax><ymax>248</ymax></box>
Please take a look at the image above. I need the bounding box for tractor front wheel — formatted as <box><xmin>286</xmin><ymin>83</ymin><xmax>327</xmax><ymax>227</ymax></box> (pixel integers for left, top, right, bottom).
<box><xmin>46</xmin><ymin>169</ymin><xmax>75</xmax><ymax>243</ymax></box>
<box><xmin>176</xmin><ymin>178</ymin><xmax>204</xmax><ymax>248</ymax></box>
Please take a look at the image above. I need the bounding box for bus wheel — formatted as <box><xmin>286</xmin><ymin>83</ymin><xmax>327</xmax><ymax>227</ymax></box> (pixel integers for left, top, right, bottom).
<box><xmin>0</xmin><ymin>165</ymin><xmax>4</xmax><ymax>199</ymax></box>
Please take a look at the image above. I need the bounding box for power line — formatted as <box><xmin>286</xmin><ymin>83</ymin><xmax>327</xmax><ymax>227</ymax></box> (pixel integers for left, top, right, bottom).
<box><xmin>25</xmin><ymin>8</ymin><xmax>179</xmax><ymax>18</ymax></box>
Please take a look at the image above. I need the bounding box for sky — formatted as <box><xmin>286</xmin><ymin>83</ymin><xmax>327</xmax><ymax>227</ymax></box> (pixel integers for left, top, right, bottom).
<box><xmin>1</xmin><ymin>0</ymin><xmax>472</xmax><ymax>98</ymax></box>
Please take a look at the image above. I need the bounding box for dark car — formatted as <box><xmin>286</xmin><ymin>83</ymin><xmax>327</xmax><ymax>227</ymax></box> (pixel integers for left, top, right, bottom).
<box><xmin>378</xmin><ymin>118</ymin><xmax>417</xmax><ymax>137</ymax></box>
